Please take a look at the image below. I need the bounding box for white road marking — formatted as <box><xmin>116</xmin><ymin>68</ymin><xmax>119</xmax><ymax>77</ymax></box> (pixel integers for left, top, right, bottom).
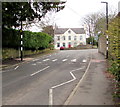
<box><xmin>64</xmin><ymin>59</ymin><xmax>92</xmax><ymax>105</ymax></box>
<box><xmin>30</xmin><ymin>66</ymin><xmax>50</xmax><ymax>76</ymax></box>
<box><xmin>62</xmin><ymin>59</ymin><xmax>68</xmax><ymax>62</ymax></box>
<box><xmin>49</xmin><ymin>89</ymin><xmax>53</xmax><ymax>106</ymax></box>
<box><xmin>71</xmin><ymin>59</ymin><xmax>77</xmax><ymax>63</ymax></box>
<box><xmin>52</xmin><ymin>59</ymin><xmax>58</xmax><ymax>62</ymax></box>
<box><xmin>51</xmin><ymin>71</ymin><xmax>76</xmax><ymax>89</ymax></box>
<box><xmin>14</xmin><ymin>66</ymin><xmax>19</xmax><ymax>70</ymax></box>
<box><xmin>32</xmin><ymin>63</ymin><xmax>37</xmax><ymax>66</ymax></box>
<box><xmin>43</xmin><ymin>59</ymin><xmax>50</xmax><ymax>62</ymax></box>
<box><xmin>49</xmin><ymin>67</ymin><xmax>85</xmax><ymax>105</ymax></box>
<box><xmin>33</xmin><ymin>59</ymin><xmax>39</xmax><ymax>61</ymax></box>
<box><xmin>82</xmin><ymin>59</ymin><xmax>87</xmax><ymax>63</ymax></box>
<box><xmin>37</xmin><ymin>62</ymin><xmax>42</xmax><ymax>64</ymax></box>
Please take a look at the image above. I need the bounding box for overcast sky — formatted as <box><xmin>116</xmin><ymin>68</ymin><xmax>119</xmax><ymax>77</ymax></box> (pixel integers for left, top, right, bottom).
<box><xmin>30</xmin><ymin>0</ymin><xmax>119</xmax><ymax>32</ymax></box>
<box><xmin>54</xmin><ymin>0</ymin><xmax>120</xmax><ymax>28</ymax></box>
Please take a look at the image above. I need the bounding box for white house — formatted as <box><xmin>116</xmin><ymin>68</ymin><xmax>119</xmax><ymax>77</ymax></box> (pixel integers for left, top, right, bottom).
<box><xmin>54</xmin><ymin>28</ymin><xmax>86</xmax><ymax>49</ymax></box>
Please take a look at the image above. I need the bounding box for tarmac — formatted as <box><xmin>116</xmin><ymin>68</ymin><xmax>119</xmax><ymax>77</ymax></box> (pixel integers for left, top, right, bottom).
<box><xmin>64</xmin><ymin>50</ymin><xmax>114</xmax><ymax>105</ymax></box>
<box><xmin>1</xmin><ymin>49</ymin><xmax>115</xmax><ymax>105</ymax></box>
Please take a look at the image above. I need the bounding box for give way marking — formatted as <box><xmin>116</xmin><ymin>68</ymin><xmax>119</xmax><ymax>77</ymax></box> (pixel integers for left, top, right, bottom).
<box><xmin>49</xmin><ymin>67</ymin><xmax>85</xmax><ymax>105</ymax></box>
<box><xmin>30</xmin><ymin>66</ymin><xmax>50</xmax><ymax>76</ymax></box>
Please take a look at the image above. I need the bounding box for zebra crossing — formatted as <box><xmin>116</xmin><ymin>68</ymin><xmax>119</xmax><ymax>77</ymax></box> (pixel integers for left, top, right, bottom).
<box><xmin>31</xmin><ymin>58</ymin><xmax>77</xmax><ymax>66</ymax></box>
<box><xmin>31</xmin><ymin>57</ymin><xmax>87</xmax><ymax>66</ymax></box>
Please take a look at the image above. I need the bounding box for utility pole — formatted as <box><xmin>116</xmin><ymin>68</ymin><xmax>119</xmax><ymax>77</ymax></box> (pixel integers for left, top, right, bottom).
<box><xmin>101</xmin><ymin>1</ymin><xmax>109</xmax><ymax>59</ymax></box>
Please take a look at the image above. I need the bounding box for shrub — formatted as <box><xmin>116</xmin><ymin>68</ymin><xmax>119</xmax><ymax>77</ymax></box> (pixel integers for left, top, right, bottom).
<box><xmin>107</xmin><ymin>16</ymin><xmax>120</xmax><ymax>81</ymax></box>
<box><xmin>2</xmin><ymin>28</ymin><xmax>52</xmax><ymax>50</ymax></box>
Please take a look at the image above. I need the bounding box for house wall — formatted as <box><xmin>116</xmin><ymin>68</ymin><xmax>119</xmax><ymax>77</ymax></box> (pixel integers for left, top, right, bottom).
<box><xmin>54</xmin><ymin>29</ymin><xmax>86</xmax><ymax>49</ymax></box>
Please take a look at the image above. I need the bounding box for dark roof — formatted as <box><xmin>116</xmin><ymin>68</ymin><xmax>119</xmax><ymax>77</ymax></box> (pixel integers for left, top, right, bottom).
<box><xmin>54</xmin><ymin>28</ymin><xmax>85</xmax><ymax>34</ymax></box>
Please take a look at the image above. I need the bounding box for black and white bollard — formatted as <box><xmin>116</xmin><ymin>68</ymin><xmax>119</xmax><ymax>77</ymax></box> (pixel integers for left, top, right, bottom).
<box><xmin>106</xmin><ymin>35</ymin><xmax>108</xmax><ymax>59</ymax></box>
<box><xmin>20</xmin><ymin>33</ymin><xmax>23</xmax><ymax>61</ymax></box>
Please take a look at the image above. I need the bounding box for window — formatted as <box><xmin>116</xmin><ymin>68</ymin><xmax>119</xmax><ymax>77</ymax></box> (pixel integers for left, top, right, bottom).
<box><xmin>80</xmin><ymin>36</ymin><xmax>82</xmax><ymax>40</ymax></box>
<box><xmin>63</xmin><ymin>43</ymin><xmax>65</xmax><ymax>47</ymax></box>
<box><xmin>68</xmin><ymin>42</ymin><xmax>71</xmax><ymax>45</ymax></box>
<box><xmin>68</xmin><ymin>30</ymin><xmax>71</xmax><ymax>34</ymax></box>
<box><xmin>63</xmin><ymin>36</ymin><xmax>65</xmax><ymax>40</ymax></box>
<box><xmin>68</xmin><ymin>36</ymin><xmax>71</xmax><ymax>40</ymax></box>
<box><xmin>57</xmin><ymin>43</ymin><xmax>60</xmax><ymax>47</ymax></box>
<box><xmin>74</xmin><ymin>36</ymin><xmax>77</xmax><ymax>40</ymax></box>
<box><xmin>80</xmin><ymin>42</ymin><xmax>83</xmax><ymax>45</ymax></box>
<box><xmin>74</xmin><ymin>42</ymin><xmax>77</xmax><ymax>47</ymax></box>
<box><xmin>57</xmin><ymin>36</ymin><xmax>60</xmax><ymax>40</ymax></box>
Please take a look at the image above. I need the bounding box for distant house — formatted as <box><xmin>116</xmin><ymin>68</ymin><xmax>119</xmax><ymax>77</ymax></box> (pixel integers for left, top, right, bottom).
<box><xmin>54</xmin><ymin>28</ymin><xmax>86</xmax><ymax>49</ymax></box>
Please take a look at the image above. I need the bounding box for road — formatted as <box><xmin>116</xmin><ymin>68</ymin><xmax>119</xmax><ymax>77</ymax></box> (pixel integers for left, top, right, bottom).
<box><xmin>2</xmin><ymin>49</ymin><xmax>94</xmax><ymax>105</ymax></box>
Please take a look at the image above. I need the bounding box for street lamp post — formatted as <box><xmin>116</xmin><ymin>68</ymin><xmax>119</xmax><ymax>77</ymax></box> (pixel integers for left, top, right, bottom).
<box><xmin>101</xmin><ymin>1</ymin><xmax>109</xmax><ymax>59</ymax></box>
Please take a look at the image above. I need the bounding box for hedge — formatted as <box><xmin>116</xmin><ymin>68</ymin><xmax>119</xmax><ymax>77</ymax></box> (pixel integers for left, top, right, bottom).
<box><xmin>107</xmin><ymin>16</ymin><xmax>120</xmax><ymax>81</ymax></box>
<box><xmin>2</xmin><ymin>28</ymin><xmax>53</xmax><ymax>50</ymax></box>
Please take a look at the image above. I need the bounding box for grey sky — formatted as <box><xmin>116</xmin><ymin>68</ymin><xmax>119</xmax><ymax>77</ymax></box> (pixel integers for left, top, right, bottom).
<box><xmin>54</xmin><ymin>0</ymin><xmax>120</xmax><ymax>28</ymax></box>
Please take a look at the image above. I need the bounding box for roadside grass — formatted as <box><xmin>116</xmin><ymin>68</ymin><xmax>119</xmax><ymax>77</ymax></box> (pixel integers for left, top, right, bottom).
<box><xmin>1</xmin><ymin>48</ymin><xmax>59</xmax><ymax>69</ymax></box>
<box><xmin>2</xmin><ymin>48</ymin><xmax>58</xmax><ymax>60</ymax></box>
<box><xmin>23</xmin><ymin>49</ymin><xmax>59</xmax><ymax>58</ymax></box>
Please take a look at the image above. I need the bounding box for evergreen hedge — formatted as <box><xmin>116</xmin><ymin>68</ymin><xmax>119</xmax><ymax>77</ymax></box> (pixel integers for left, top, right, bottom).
<box><xmin>107</xmin><ymin>16</ymin><xmax>120</xmax><ymax>81</ymax></box>
<box><xmin>2</xmin><ymin>28</ymin><xmax>52</xmax><ymax>50</ymax></box>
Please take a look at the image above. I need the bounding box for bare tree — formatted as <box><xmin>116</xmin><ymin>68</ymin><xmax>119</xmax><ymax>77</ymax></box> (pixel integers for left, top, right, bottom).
<box><xmin>83</xmin><ymin>12</ymin><xmax>105</xmax><ymax>38</ymax></box>
<box><xmin>83</xmin><ymin>10</ymin><xmax>117</xmax><ymax>38</ymax></box>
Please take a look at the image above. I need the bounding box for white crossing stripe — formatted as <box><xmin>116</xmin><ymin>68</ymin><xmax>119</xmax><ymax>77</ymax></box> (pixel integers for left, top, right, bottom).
<box><xmin>52</xmin><ymin>59</ymin><xmax>57</xmax><ymax>62</ymax></box>
<box><xmin>43</xmin><ymin>59</ymin><xmax>50</xmax><ymax>62</ymax></box>
<box><xmin>32</xmin><ymin>63</ymin><xmax>37</xmax><ymax>65</ymax></box>
<box><xmin>71</xmin><ymin>59</ymin><xmax>77</xmax><ymax>63</ymax></box>
<box><xmin>37</xmin><ymin>62</ymin><xmax>42</xmax><ymax>64</ymax></box>
<box><xmin>82</xmin><ymin>59</ymin><xmax>87</xmax><ymax>63</ymax></box>
<box><xmin>33</xmin><ymin>59</ymin><xmax>39</xmax><ymax>61</ymax></box>
<box><xmin>62</xmin><ymin>59</ymin><xmax>68</xmax><ymax>62</ymax></box>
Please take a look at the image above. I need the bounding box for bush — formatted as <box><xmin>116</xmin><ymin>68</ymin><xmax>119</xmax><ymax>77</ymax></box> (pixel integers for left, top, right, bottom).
<box><xmin>48</xmin><ymin>44</ymin><xmax>54</xmax><ymax>50</ymax></box>
<box><xmin>108</xmin><ymin>61</ymin><xmax>120</xmax><ymax>81</ymax></box>
<box><xmin>2</xmin><ymin>28</ymin><xmax>20</xmax><ymax>48</ymax></box>
<box><xmin>86</xmin><ymin>36</ymin><xmax>98</xmax><ymax>46</ymax></box>
<box><xmin>2</xmin><ymin>28</ymin><xmax>52</xmax><ymax>50</ymax></box>
<box><xmin>107</xmin><ymin>16</ymin><xmax>120</xmax><ymax>81</ymax></box>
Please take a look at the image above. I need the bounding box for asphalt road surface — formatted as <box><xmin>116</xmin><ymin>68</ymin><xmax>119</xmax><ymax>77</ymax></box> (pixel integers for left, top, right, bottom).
<box><xmin>2</xmin><ymin>49</ymin><xmax>94</xmax><ymax>105</ymax></box>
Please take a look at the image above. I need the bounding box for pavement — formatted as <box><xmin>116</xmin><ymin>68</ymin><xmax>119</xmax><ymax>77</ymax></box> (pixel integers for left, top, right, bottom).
<box><xmin>1</xmin><ymin>49</ymin><xmax>114</xmax><ymax>105</ymax></box>
<box><xmin>64</xmin><ymin>50</ymin><xmax>114</xmax><ymax>105</ymax></box>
